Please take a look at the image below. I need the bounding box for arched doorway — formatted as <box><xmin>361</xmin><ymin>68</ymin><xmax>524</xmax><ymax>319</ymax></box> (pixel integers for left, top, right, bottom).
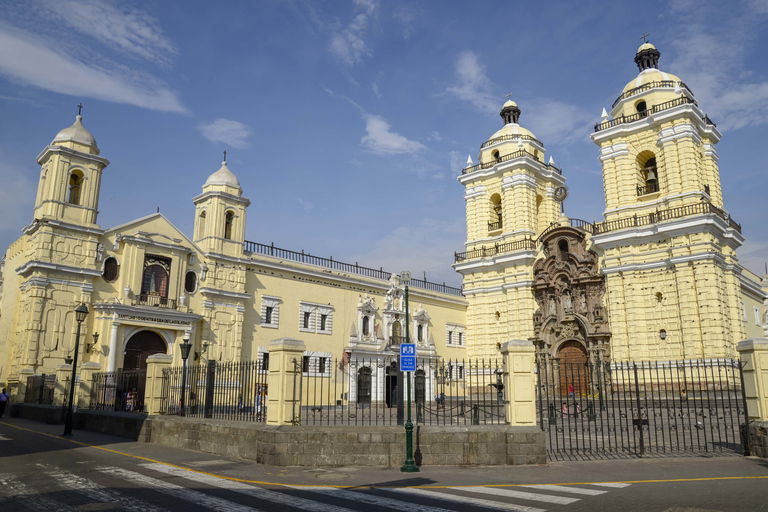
<box><xmin>123</xmin><ymin>330</ymin><xmax>167</xmax><ymax>371</ymax></box>
<box><xmin>119</xmin><ymin>330</ymin><xmax>167</xmax><ymax>412</ymax></box>
<box><xmin>558</xmin><ymin>340</ymin><xmax>589</xmax><ymax>397</ymax></box>
<box><xmin>357</xmin><ymin>366</ymin><xmax>372</xmax><ymax>407</ymax></box>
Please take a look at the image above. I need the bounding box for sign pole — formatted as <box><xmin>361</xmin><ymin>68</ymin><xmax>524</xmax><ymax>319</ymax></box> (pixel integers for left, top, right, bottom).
<box><xmin>401</xmin><ymin>283</ymin><xmax>419</xmax><ymax>472</ymax></box>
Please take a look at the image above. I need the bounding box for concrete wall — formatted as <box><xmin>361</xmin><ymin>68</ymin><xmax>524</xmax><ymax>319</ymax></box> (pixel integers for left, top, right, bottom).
<box><xmin>747</xmin><ymin>421</ymin><xmax>768</xmax><ymax>459</ymax></box>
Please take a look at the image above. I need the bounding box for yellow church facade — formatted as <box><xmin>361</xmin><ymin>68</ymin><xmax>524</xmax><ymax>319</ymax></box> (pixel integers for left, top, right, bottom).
<box><xmin>0</xmin><ymin>42</ymin><xmax>766</xmax><ymax>402</ymax></box>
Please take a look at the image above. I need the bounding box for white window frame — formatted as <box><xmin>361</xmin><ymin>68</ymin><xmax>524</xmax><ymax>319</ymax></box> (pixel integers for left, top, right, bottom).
<box><xmin>261</xmin><ymin>295</ymin><xmax>281</xmax><ymax>329</ymax></box>
<box><xmin>299</xmin><ymin>301</ymin><xmax>334</xmax><ymax>334</ymax></box>
<box><xmin>302</xmin><ymin>350</ymin><xmax>332</xmax><ymax>377</ymax></box>
<box><xmin>446</xmin><ymin>323</ymin><xmax>466</xmax><ymax>347</ymax></box>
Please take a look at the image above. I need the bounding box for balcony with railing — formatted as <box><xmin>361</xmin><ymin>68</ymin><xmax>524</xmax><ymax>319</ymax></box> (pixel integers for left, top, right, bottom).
<box><xmin>462</xmin><ymin>148</ymin><xmax>562</xmax><ymax>175</ymax></box>
<box><xmin>455</xmin><ymin>238</ymin><xmax>537</xmax><ymax>263</ymax></box>
<box><xmin>595</xmin><ymin>96</ymin><xmax>699</xmax><ymax>132</ymax></box>
<box><xmin>637</xmin><ymin>181</ymin><xmax>659</xmax><ymax>196</ymax></box>
<box><xmin>132</xmin><ymin>294</ymin><xmax>177</xmax><ymax>309</ymax></box>
<box><xmin>593</xmin><ymin>202</ymin><xmax>741</xmax><ymax>235</ymax></box>
<box><xmin>611</xmin><ymin>80</ymin><xmax>694</xmax><ymax>108</ymax></box>
<box><xmin>480</xmin><ymin>133</ymin><xmax>543</xmax><ymax>149</ymax></box>
<box><xmin>488</xmin><ymin>220</ymin><xmax>502</xmax><ymax>231</ymax></box>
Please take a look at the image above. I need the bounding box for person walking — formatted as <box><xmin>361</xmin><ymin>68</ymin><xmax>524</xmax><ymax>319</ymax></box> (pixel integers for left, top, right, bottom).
<box><xmin>568</xmin><ymin>383</ymin><xmax>574</xmax><ymax>399</ymax></box>
<box><xmin>0</xmin><ymin>388</ymin><xmax>9</xmax><ymax>418</ymax></box>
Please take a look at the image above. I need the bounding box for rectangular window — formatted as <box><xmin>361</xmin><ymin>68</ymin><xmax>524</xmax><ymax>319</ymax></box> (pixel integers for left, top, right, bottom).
<box><xmin>458</xmin><ymin>332</ymin><xmax>464</xmax><ymax>346</ymax></box>
<box><xmin>265</xmin><ymin>306</ymin><xmax>273</xmax><ymax>325</ymax></box>
<box><xmin>319</xmin><ymin>357</ymin><xmax>326</xmax><ymax>374</ymax></box>
<box><xmin>446</xmin><ymin>323</ymin><xmax>466</xmax><ymax>348</ymax></box>
<box><xmin>261</xmin><ymin>353</ymin><xmax>269</xmax><ymax>371</ymax></box>
<box><xmin>320</xmin><ymin>314</ymin><xmax>327</xmax><ymax>331</ymax></box>
<box><xmin>302</xmin><ymin>355</ymin><xmax>310</xmax><ymax>373</ymax></box>
<box><xmin>457</xmin><ymin>366</ymin><xmax>464</xmax><ymax>380</ymax></box>
<box><xmin>303</xmin><ymin>311</ymin><xmax>310</xmax><ymax>329</ymax></box>
<box><xmin>261</xmin><ymin>296</ymin><xmax>281</xmax><ymax>328</ymax></box>
<box><xmin>447</xmin><ymin>332</ymin><xmax>453</xmax><ymax>345</ymax></box>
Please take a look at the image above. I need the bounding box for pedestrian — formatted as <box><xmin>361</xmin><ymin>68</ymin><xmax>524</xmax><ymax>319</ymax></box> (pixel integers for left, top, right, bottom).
<box><xmin>568</xmin><ymin>383</ymin><xmax>574</xmax><ymax>399</ymax></box>
<box><xmin>561</xmin><ymin>402</ymin><xmax>567</xmax><ymax>418</ymax></box>
<box><xmin>680</xmin><ymin>387</ymin><xmax>688</xmax><ymax>402</ymax></box>
<box><xmin>0</xmin><ymin>388</ymin><xmax>9</xmax><ymax>418</ymax></box>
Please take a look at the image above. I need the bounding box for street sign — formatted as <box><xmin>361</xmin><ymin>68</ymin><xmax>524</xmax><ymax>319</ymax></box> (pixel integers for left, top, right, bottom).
<box><xmin>400</xmin><ymin>343</ymin><xmax>416</xmax><ymax>372</ymax></box>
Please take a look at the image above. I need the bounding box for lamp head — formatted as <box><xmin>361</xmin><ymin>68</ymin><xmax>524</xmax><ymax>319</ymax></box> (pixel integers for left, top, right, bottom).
<box><xmin>75</xmin><ymin>303</ymin><xmax>89</xmax><ymax>323</ymax></box>
<box><xmin>180</xmin><ymin>336</ymin><xmax>192</xmax><ymax>361</ymax></box>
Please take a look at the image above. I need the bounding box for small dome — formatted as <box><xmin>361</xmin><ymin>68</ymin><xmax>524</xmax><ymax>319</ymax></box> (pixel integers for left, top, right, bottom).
<box><xmin>637</xmin><ymin>42</ymin><xmax>656</xmax><ymax>53</ymax></box>
<box><xmin>503</xmin><ymin>99</ymin><xmax>517</xmax><ymax>108</ymax></box>
<box><xmin>489</xmin><ymin>122</ymin><xmax>537</xmax><ymax>143</ymax></box>
<box><xmin>622</xmin><ymin>68</ymin><xmax>683</xmax><ymax>95</ymax></box>
<box><xmin>52</xmin><ymin>115</ymin><xmax>98</xmax><ymax>151</ymax></box>
<box><xmin>204</xmin><ymin>161</ymin><xmax>241</xmax><ymax>191</ymax></box>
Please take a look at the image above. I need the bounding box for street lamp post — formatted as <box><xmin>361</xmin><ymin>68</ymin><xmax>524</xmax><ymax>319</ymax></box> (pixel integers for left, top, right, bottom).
<box><xmin>179</xmin><ymin>335</ymin><xmax>192</xmax><ymax>416</ymax></box>
<box><xmin>63</xmin><ymin>303</ymin><xmax>89</xmax><ymax>437</ymax></box>
<box><xmin>400</xmin><ymin>271</ymin><xmax>419</xmax><ymax>473</ymax></box>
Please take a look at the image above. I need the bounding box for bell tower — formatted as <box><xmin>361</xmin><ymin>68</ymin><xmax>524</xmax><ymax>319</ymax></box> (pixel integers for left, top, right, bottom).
<box><xmin>591</xmin><ymin>43</ymin><xmax>745</xmax><ymax>361</ymax></box>
<box><xmin>454</xmin><ymin>100</ymin><xmax>566</xmax><ymax>358</ymax></box>
<box><xmin>193</xmin><ymin>157</ymin><xmax>250</xmax><ymax>257</ymax></box>
<box><xmin>35</xmin><ymin>113</ymin><xmax>109</xmax><ymax>227</ymax></box>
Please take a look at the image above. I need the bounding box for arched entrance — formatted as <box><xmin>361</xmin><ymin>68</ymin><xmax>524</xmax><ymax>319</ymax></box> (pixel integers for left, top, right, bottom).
<box><xmin>118</xmin><ymin>330</ymin><xmax>167</xmax><ymax>413</ymax></box>
<box><xmin>357</xmin><ymin>366</ymin><xmax>372</xmax><ymax>406</ymax></box>
<box><xmin>558</xmin><ymin>340</ymin><xmax>589</xmax><ymax>397</ymax></box>
<box><xmin>123</xmin><ymin>330</ymin><xmax>167</xmax><ymax>371</ymax></box>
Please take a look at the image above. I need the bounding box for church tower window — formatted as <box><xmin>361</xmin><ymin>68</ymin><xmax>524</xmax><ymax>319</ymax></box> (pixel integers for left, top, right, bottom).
<box><xmin>489</xmin><ymin>193</ymin><xmax>502</xmax><ymax>231</ymax></box>
<box><xmin>638</xmin><ymin>157</ymin><xmax>659</xmax><ymax>195</ymax></box>
<box><xmin>635</xmin><ymin>100</ymin><xmax>648</xmax><ymax>116</ymax></box>
<box><xmin>362</xmin><ymin>316</ymin><xmax>370</xmax><ymax>336</ymax></box>
<box><xmin>141</xmin><ymin>255</ymin><xmax>171</xmax><ymax>298</ymax></box>
<box><xmin>198</xmin><ymin>211</ymin><xmax>206</xmax><ymax>239</ymax></box>
<box><xmin>224</xmin><ymin>211</ymin><xmax>234</xmax><ymax>240</ymax></box>
<box><xmin>558</xmin><ymin>239</ymin><xmax>569</xmax><ymax>261</ymax></box>
<box><xmin>68</xmin><ymin>172</ymin><xmax>83</xmax><ymax>205</ymax></box>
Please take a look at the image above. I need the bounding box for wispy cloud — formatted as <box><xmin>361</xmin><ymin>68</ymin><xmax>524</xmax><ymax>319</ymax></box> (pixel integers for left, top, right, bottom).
<box><xmin>39</xmin><ymin>0</ymin><xmax>177</xmax><ymax>66</ymax></box>
<box><xmin>525</xmin><ymin>99</ymin><xmax>593</xmax><ymax>145</ymax></box>
<box><xmin>449</xmin><ymin>151</ymin><xmax>466</xmax><ymax>176</ymax></box>
<box><xmin>666</xmin><ymin>1</ymin><xmax>768</xmax><ymax>131</ymax></box>
<box><xmin>446</xmin><ymin>51</ymin><xmax>497</xmax><ymax>114</ymax></box>
<box><xmin>426</xmin><ymin>131</ymin><xmax>442</xmax><ymax>141</ymax></box>
<box><xmin>328</xmin><ymin>0</ymin><xmax>378</xmax><ymax>66</ymax></box>
<box><xmin>361</xmin><ymin>114</ymin><xmax>426</xmax><ymax>155</ymax></box>
<box><xmin>0</xmin><ymin>25</ymin><xmax>186</xmax><ymax>113</ymax></box>
<box><xmin>198</xmin><ymin>119</ymin><xmax>253</xmax><ymax>148</ymax></box>
<box><xmin>297</xmin><ymin>198</ymin><xmax>314</xmax><ymax>212</ymax></box>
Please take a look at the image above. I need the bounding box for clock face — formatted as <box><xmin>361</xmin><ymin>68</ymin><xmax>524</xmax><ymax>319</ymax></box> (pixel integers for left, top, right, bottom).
<box><xmin>554</xmin><ymin>186</ymin><xmax>569</xmax><ymax>202</ymax></box>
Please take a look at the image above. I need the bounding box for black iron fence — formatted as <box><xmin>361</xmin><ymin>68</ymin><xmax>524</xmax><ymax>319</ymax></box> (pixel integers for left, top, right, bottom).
<box><xmin>298</xmin><ymin>356</ymin><xmax>506</xmax><ymax>426</ymax></box>
<box><xmin>90</xmin><ymin>370</ymin><xmax>146</xmax><ymax>412</ymax></box>
<box><xmin>160</xmin><ymin>360</ymin><xmax>268</xmax><ymax>422</ymax></box>
<box><xmin>537</xmin><ymin>358</ymin><xmax>749</xmax><ymax>461</ymax></box>
<box><xmin>24</xmin><ymin>374</ymin><xmax>56</xmax><ymax>404</ymax></box>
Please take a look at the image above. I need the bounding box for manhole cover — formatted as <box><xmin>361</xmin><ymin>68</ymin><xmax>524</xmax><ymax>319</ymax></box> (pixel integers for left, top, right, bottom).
<box><xmin>77</xmin><ymin>503</ymin><xmax>123</xmax><ymax>511</ymax></box>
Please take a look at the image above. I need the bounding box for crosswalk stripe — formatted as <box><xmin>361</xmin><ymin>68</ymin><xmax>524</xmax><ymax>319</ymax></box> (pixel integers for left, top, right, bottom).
<box><xmin>288</xmin><ymin>486</ymin><xmax>459</xmax><ymax>512</ymax></box>
<box><xmin>387</xmin><ymin>487</ymin><xmax>546</xmax><ymax>512</ymax></box>
<box><xmin>518</xmin><ymin>484</ymin><xmax>607</xmax><ymax>496</ymax></box>
<box><xmin>0</xmin><ymin>474</ymin><xmax>76</xmax><ymax>511</ymax></box>
<box><xmin>588</xmin><ymin>483</ymin><xmax>632</xmax><ymax>488</ymax></box>
<box><xmin>141</xmin><ymin>463</ymin><xmax>357</xmax><ymax>512</ymax></box>
<box><xmin>451</xmin><ymin>486</ymin><xmax>581</xmax><ymax>505</ymax></box>
<box><xmin>97</xmin><ymin>466</ymin><xmax>258</xmax><ymax>512</ymax></box>
<box><xmin>41</xmin><ymin>466</ymin><xmax>167</xmax><ymax>512</ymax></box>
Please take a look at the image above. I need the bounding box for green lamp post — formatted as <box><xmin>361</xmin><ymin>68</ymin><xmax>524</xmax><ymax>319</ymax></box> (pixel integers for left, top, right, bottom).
<box><xmin>63</xmin><ymin>303</ymin><xmax>89</xmax><ymax>437</ymax></box>
<box><xmin>400</xmin><ymin>271</ymin><xmax>419</xmax><ymax>473</ymax></box>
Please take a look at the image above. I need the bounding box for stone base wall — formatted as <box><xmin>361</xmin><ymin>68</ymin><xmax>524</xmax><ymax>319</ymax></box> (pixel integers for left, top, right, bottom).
<box><xmin>748</xmin><ymin>421</ymin><xmax>768</xmax><ymax>459</ymax></box>
<box><xmin>10</xmin><ymin>403</ymin><xmax>65</xmax><ymax>424</ymax></box>
<box><xmin>11</xmin><ymin>405</ymin><xmax>546</xmax><ymax>466</ymax></box>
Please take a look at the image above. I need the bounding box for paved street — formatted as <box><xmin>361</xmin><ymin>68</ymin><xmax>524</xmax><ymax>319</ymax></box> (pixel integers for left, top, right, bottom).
<box><xmin>0</xmin><ymin>417</ymin><xmax>766</xmax><ymax>511</ymax></box>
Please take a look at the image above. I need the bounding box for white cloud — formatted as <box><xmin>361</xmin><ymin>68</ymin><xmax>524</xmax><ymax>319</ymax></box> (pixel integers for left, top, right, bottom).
<box><xmin>328</xmin><ymin>0</ymin><xmax>378</xmax><ymax>66</ymax></box>
<box><xmin>198</xmin><ymin>119</ymin><xmax>253</xmax><ymax>148</ymax></box>
<box><xmin>524</xmin><ymin>99</ymin><xmax>594</xmax><ymax>145</ymax></box>
<box><xmin>38</xmin><ymin>0</ymin><xmax>176</xmax><ymax>66</ymax></box>
<box><xmin>361</xmin><ymin>114</ymin><xmax>425</xmax><ymax>155</ymax></box>
<box><xmin>426</xmin><ymin>131</ymin><xmax>442</xmax><ymax>141</ymax></box>
<box><xmin>449</xmin><ymin>151</ymin><xmax>466</xmax><ymax>175</ymax></box>
<box><xmin>446</xmin><ymin>51</ymin><xmax>498</xmax><ymax>114</ymax></box>
<box><xmin>298</xmin><ymin>198</ymin><xmax>314</xmax><ymax>212</ymax></box>
<box><xmin>0</xmin><ymin>25</ymin><xmax>186</xmax><ymax>113</ymax></box>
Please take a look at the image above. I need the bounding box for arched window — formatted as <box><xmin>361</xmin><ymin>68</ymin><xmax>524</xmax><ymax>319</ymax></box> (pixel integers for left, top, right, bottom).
<box><xmin>362</xmin><ymin>316</ymin><xmax>370</xmax><ymax>336</ymax></box>
<box><xmin>639</xmin><ymin>156</ymin><xmax>659</xmax><ymax>195</ymax></box>
<box><xmin>492</xmin><ymin>150</ymin><xmax>500</xmax><ymax>162</ymax></box>
<box><xmin>417</xmin><ymin>324</ymin><xmax>423</xmax><ymax>342</ymax></box>
<box><xmin>68</xmin><ymin>172</ymin><xmax>83</xmax><ymax>205</ymax></box>
<box><xmin>558</xmin><ymin>239</ymin><xmax>569</xmax><ymax>261</ymax></box>
<box><xmin>184</xmin><ymin>270</ymin><xmax>198</xmax><ymax>294</ymax></box>
<box><xmin>198</xmin><ymin>211</ymin><xmax>206</xmax><ymax>238</ymax></box>
<box><xmin>102</xmin><ymin>257</ymin><xmax>119</xmax><ymax>282</ymax></box>
<box><xmin>141</xmin><ymin>255</ymin><xmax>171</xmax><ymax>298</ymax></box>
<box><xmin>224</xmin><ymin>211</ymin><xmax>234</xmax><ymax>240</ymax></box>
<box><xmin>636</xmin><ymin>100</ymin><xmax>648</xmax><ymax>116</ymax></box>
<box><xmin>489</xmin><ymin>193</ymin><xmax>502</xmax><ymax>231</ymax></box>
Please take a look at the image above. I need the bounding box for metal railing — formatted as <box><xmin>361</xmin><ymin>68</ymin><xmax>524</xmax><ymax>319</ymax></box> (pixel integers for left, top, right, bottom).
<box><xmin>133</xmin><ymin>294</ymin><xmax>177</xmax><ymax>309</ymax></box>
<box><xmin>24</xmin><ymin>374</ymin><xmax>56</xmax><ymax>404</ymax></box>
<box><xmin>593</xmin><ymin>201</ymin><xmax>740</xmax><ymax>235</ymax></box>
<box><xmin>488</xmin><ymin>220</ymin><xmax>502</xmax><ymax>231</ymax></box>
<box><xmin>455</xmin><ymin>238</ymin><xmax>536</xmax><ymax>263</ymax></box>
<box><xmin>481</xmin><ymin>133</ymin><xmax>543</xmax><ymax>149</ymax></box>
<box><xmin>595</xmin><ymin>96</ymin><xmax>697</xmax><ymax>132</ymax></box>
<box><xmin>160</xmin><ymin>360</ymin><xmax>269</xmax><ymax>422</ymax></box>
<box><xmin>298</xmin><ymin>356</ymin><xmax>506</xmax><ymax>426</ymax></box>
<box><xmin>637</xmin><ymin>182</ymin><xmax>659</xmax><ymax>196</ymax></box>
<box><xmin>244</xmin><ymin>241</ymin><xmax>463</xmax><ymax>296</ymax></box>
<box><xmin>611</xmin><ymin>80</ymin><xmax>694</xmax><ymax>108</ymax></box>
<box><xmin>462</xmin><ymin>148</ymin><xmax>562</xmax><ymax>175</ymax></box>
<box><xmin>90</xmin><ymin>370</ymin><xmax>146</xmax><ymax>412</ymax></box>
<box><xmin>536</xmin><ymin>218</ymin><xmax>596</xmax><ymax>241</ymax></box>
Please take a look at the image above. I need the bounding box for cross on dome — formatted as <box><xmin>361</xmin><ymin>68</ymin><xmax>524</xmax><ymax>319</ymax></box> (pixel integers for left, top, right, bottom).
<box><xmin>77</xmin><ymin>103</ymin><xmax>83</xmax><ymax>116</ymax></box>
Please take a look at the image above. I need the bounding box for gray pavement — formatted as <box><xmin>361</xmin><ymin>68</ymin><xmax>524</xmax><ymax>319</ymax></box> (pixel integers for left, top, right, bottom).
<box><xmin>0</xmin><ymin>416</ymin><xmax>767</xmax><ymax>511</ymax></box>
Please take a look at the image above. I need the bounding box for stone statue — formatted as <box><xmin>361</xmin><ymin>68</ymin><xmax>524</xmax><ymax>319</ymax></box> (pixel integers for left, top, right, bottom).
<box><xmin>563</xmin><ymin>292</ymin><xmax>572</xmax><ymax>314</ymax></box>
<box><xmin>580</xmin><ymin>293</ymin><xmax>587</xmax><ymax>312</ymax></box>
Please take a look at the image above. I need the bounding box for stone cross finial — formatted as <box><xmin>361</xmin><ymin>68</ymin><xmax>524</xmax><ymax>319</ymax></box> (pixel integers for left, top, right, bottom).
<box><xmin>639</xmin><ymin>32</ymin><xmax>650</xmax><ymax>43</ymax></box>
<box><xmin>223</xmin><ymin>150</ymin><xmax>227</xmax><ymax>162</ymax></box>
<box><xmin>77</xmin><ymin>103</ymin><xmax>83</xmax><ymax>115</ymax></box>
<box><xmin>506</xmin><ymin>92</ymin><xmax>513</xmax><ymax>100</ymax></box>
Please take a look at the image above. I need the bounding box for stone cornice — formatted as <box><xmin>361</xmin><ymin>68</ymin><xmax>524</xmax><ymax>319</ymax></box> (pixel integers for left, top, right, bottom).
<box><xmin>36</xmin><ymin>144</ymin><xmax>110</xmax><ymax>167</ymax></box>
<box><xmin>198</xmin><ymin>287</ymin><xmax>251</xmax><ymax>301</ymax></box>
<box><xmin>192</xmin><ymin>190</ymin><xmax>251</xmax><ymax>207</ymax></box>
<box><xmin>92</xmin><ymin>302</ymin><xmax>203</xmax><ymax>325</ymax></box>
<box><xmin>453</xmin><ymin>250</ymin><xmax>537</xmax><ymax>275</ymax></box>
<box><xmin>16</xmin><ymin>260</ymin><xmax>102</xmax><ymax>279</ymax></box>
<box><xmin>23</xmin><ymin>218</ymin><xmax>105</xmax><ymax>237</ymax></box>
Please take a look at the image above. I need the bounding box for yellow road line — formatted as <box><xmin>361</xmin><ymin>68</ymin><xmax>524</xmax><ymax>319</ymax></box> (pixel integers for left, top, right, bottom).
<box><xmin>2</xmin><ymin>420</ymin><xmax>766</xmax><ymax>489</ymax></box>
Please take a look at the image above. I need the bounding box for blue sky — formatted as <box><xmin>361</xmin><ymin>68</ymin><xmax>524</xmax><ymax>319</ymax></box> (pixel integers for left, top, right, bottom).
<box><xmin>1</xmin><ymin>0</ymin><xmax>766</xmax><ymax>287</ymax></box>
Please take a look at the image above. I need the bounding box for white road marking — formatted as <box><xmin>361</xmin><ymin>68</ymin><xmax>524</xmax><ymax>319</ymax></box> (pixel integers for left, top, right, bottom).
<box><xmin>288</xmin><ymin>486</ymin><xmax>460</xmax><ymax>512</ymax></box>
<box><xmin>518</xmin><ymin>484</ymin><xmax>607</xmax><ymax>495</ymax></box>
<box><xmin>141</xmin><ymin>463</ymin><xmax>357</xmax><ymax>512</ymax></box>
<box><xmin>41</xmin><ymin>465</ymin><xmax>167</xmax><ymax>512</ymax></box>
<box><xmin>97</xmin><ymin>466</ymin><xmax>258</xmax><ymax>512</ymax></box>
<box><xmin>0</xmin><ymin>474</ymin><xmax>76</xmax><ymax>511</ymax></box>
<box><xmin>0</xmin><ymin>434</ymin><xmax>12</xmax><ymax>440</ymax></box>
<box><xmin>452</xmin><ymin>486</ymin><xmax>580</xmax><ymax>505</ymax></box>
<box><xmin>588</xmin><ymin>482</ymin><xmax>632</xmax><ymax>488</ymax></box>
<box><xmin>388</xmin><ymin>487</ymin><xmax>547</xmax><ymax>512</ymax></box>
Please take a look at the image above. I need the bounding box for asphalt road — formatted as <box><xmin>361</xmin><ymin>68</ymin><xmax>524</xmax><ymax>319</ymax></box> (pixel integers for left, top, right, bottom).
<box><xmin>0</xmin><ymin>417</ymin><xmax>766</xmax><ymax>511</ymax></box>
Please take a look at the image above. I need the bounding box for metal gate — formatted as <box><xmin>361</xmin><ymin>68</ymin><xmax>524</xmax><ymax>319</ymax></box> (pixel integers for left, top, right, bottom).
<box><xmin>537</xmin><ymin>358</ymin><xmax>750</xmax><ymax>461</ymax></box>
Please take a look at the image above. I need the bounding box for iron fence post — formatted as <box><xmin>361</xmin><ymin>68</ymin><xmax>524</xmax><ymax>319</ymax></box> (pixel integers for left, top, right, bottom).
<box><xmin>204</xmin><ymin>360</ymin><xmax>216</xmax><ymax>418</ymax></box>
<box><xmin>633</xmin><ymin>363</ymin><xmax>645</xmax><ymax>456</ymax></box>
<box><xmin>738</xmin><ymin>360</ymin><xmax>751</xmax><ymax>456</ymax></box>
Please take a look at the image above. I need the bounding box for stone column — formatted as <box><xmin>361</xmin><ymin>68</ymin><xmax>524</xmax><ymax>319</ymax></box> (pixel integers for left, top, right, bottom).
<box><xmin>736</xmin><ymin>338</ymin><xmax>768</xmax><ymax>422</ymax></box>
<box><xmin>107</xmin><ymin>321</ymin><xmax>121</xmax><ymax>373</ymax></box>
<box><xmin>501</xmin><ymin>340</ymin><xmax>537</xmax><ymax>426</ymax></box>
<box><xmin>53</xmin><ymin>365</ymin><xmax>73</xmax><ymax>406</ymax></box>
<box><xmin>144</xmin><ymin>354</ymin><xmax>174</xmax><ymax>415</ymax></box>
<box><xmin>266</xmin><ymin>338</ymin><xmax>305</xmax><ymax>425</ymax></box>
<box><xmin>77</xmin><ymin>361</ymin><xmax>101</xmax><ymax>409</ymax></box>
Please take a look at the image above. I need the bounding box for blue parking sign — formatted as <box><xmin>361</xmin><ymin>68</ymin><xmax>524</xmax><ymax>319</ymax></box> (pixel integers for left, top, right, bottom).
<box><xmin>400</xmin><ymin>343</ymin><xmax>416</xmax><ymax>372</ymax></box>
